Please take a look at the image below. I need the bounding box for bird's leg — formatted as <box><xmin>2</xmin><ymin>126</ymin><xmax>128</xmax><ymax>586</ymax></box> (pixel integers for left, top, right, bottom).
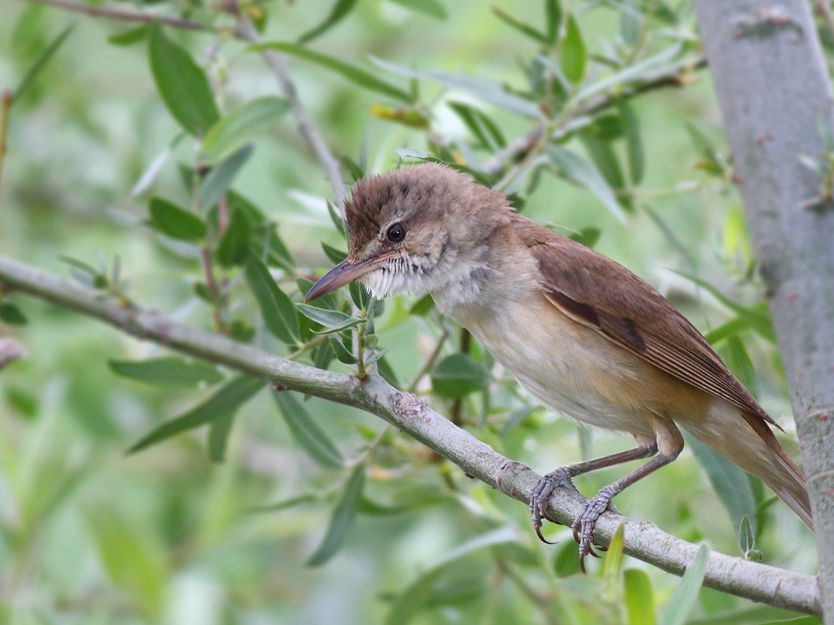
<box><xmin>572</xmin><ymin>450</ymin><xmax>680</xmax><ymax>571</ymax></box>
<box><xmin>530</xmin><ymin>443</ymin><xmax>658</xmax><ymax>543</ymax></box>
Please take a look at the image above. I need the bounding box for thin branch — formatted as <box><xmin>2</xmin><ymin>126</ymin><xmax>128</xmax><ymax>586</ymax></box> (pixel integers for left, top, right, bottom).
<box><xmin>0</xmin><ymin>337</ymin><xmax>25</xmax><ymax>370</ymax></box>
<box><xmin>238</xmin><ymin>19</ymin><xmax>347</xmax><ymax>213</ymax></box>
<box><xmin>482</xmin><ymin>53</ymin><xmax>707</xmax><ymax>177</ymax></box>
<box><xmin>0</xmin><ymin>91</ymin><xmax>11</xmax><ymax>200</ymax></box>
<box><xmin>22</xmin><ymin>0</ymin><xmax>246</xmax><ymax>36</ymax></box>
<box><xmin>0</xmin><ymin>253</ymin><xmax>820</xmax><ymax>616</ymax></box>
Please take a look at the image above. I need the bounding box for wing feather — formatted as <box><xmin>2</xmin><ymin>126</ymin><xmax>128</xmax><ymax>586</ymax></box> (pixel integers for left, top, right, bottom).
<box><xmin>512</xmin><ymin>216</ymin><xmax>777</xmax><ymax>428</ymax></box>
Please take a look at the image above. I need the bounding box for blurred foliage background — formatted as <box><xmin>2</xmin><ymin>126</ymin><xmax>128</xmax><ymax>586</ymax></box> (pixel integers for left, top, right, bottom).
<box><xmin>0</xmin><ymin>0</ymin><xmax>823</xmax><ymax>624</ymax></box>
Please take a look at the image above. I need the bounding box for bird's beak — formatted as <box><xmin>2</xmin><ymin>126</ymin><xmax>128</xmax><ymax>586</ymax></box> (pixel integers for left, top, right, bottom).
<box><xmin>305</xmin><ymin>255</ymin><xmax>388</xmax><ymax>302</ymax></box>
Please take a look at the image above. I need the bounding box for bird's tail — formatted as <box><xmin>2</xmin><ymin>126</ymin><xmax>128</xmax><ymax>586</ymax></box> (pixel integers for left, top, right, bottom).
<box><xmin>685</xmin><ymin>402</ymin><xmax>813</xmax><ymax>530</ymax></box>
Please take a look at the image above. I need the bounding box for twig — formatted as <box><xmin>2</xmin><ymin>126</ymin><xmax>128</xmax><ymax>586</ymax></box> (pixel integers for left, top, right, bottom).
<box><xmin>406</xmin><ymin>327</ymin><xmax>449</xmax><ymax>392</ymax></box>
<box><xmin>0</xmin><ymin>253</ymin><xmax>820</xmax><ymax>616</ymax></box>
<box><xmin>0</xmin><ymin>337</ymin><xmax>25</xmax><ymax>370</ymax></box>
<box><xmin>0</xmin><ymin>91</ymin><xmax>11</xmax><ymax>199</ymax></box>
<box><xmin>482</xmin><ymin>54</ymin><xmax>707</xmax><ymax>177</ymax></box>
<box><xmin>22</xmin><ymin>0</ymin><xmax>246</xmax><ymax>36</ymax></box>
<box><xmin>448</xmin><ymin>328</ymin><xmax>471</xmax><ymax>426</ymax></box>
<box><xmin>238</xmin><ymin>19</ymin><xmax>347</xmax><ymax>213</ymax></box>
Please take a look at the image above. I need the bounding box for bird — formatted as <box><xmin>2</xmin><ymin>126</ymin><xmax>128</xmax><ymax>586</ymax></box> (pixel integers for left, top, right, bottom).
<box><xmin>305</xmin><ymin>163</ymin><xmax>813</xmax><ymax>564</ymax></box>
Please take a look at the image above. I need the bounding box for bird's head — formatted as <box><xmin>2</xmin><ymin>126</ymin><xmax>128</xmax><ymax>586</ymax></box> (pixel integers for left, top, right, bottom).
<box><xmin>305</xmin><ymin>164</ymin><xmax>510</xmax><ymax>302</ymax></box>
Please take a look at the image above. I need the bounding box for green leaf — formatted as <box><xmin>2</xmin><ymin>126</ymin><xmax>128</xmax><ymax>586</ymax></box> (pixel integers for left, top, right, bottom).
<box><xmin>0</xmin><ymin>303</ymin><xmax>27</xmax><ymax>325</ymax></box>
<box><xmin>388</xmin><ymin>0</ymin><xmax>447</xmax><ymax>19</ymax></box>
<box><xmin>491</xmin><ymin>6</ymin><xmax>548</xmax><ymax>44</ymax></box>
<box><xmin>624</xmin><ymin>569</ymin><xmax>655</xmax><ymax>625</ymax></box>
<box><xmin>307</xmin><ymin>463</ymin><xmax>365</xmax><ymax>566</ymax></box>
<box><xmin>548</xmin><ymin>146</ymin><xmax>626</xmax><ymax>222</ymax></box>
<box><xmin>216</xmin><ymin>204</ymin><xmax>252</xmax><ymax>267</ymax></box>
<box><xmin>321</xmin><ymin>242</ymin><xmax>347</xmax><ymax>264</ymax></box>
<box><xmin>107</xmin><ymin>24</ymin><xmax>149</xmax><ymax>47</ymax></box>
<box><xmin>409</xmin><ymin>294</ymin><xmax>434</xmax><ymax>316</ymax></box>
<box><xmin>601</xmin><ymin>523</ymin><xmax>625</xmax><ymax>586</ymax></box>
<box><xmin>244</xmin><ymin>252</ymin><xmax>299</xmax><ymax>344</ymax></box>
<box><xmin>200</xmin><ymin>145</ymin><xmax>254</xmax><ymax>210</ymax></box>
<box><xmin>581</xmin><ymin>131</ymin><xmax>626</xmax><ymax>193</ymax></box>
<box><xmin>545</xmin><ymin>0</ymin><xmax>562</xmax><ymax>44</ymax></box>
<box><xmin>618</xmin><ymin>100</ymin><xmax>645</xmax><ymax>184</ymax></box>
<box><xmin>448</xmin><ymin>101</ymin><xmax>506</xmax><ymax>150</ymax></box>
<box><xmin>274</xmin><ymin>392</ymin><xmax>344</xmax><ymax>469</ymax></box>
<box><xmin>553</xmin><ymin>540</ymin><xmax>581</xmax><ymax>576</ymax></box>
<box><xmin>659</xmin><ymin>544</ymin><xmax>709</xmax><ymax>625</ymax></box>
<box><xmin>207</xmin><ymin>411</ymin><xmax>235</xmax><ymax>462</ymax></box>
<box><xmin>719</xmin><ymin>336</ymin><xmax>759</xmax><ymax>398</ymax></box>
<box><xmin>15</xmin><ymin>24</ymin><xmax>75</xmax><ymax>100</ymax></box>
<box><xmin>431</xmin><ymin>353</ymin><xmax>491</xmax><ymax>398</ymax></box>
<box><xmin>687</xmin><ymin>434</ymin><xmax>757</xmax><ymax>535</ymax></box>
<box><xmin>147</xmin><ymin>197</ymin><xmax>206</xmax><ymax>241</ymax></box>
<box><xmin>386</xmin><ymin>527</ymin><xmax>517</xmax><ymax>625</ymax></box>
<box><xmin>560</xmin><ymin>16</ymin><xmax>586</xmax><ymax>84</ymax></box>
<box><xmin>569</xmin><ymin>226</ymin><xmax>601</xmax><ymax>248</ymax></box>
<box><xmin>200</xmin><ymin>97</ymin><xmax>290</xmax><ymax>165</ymax></box>
<box><xmin>252</xmin><ymin>42</ymin><xmax>411</xmax><ymax>102</ymax></box>
<box><xmin>620</xmin><ymin>0</ymin><xmax>642</xmax><ymax>46</ymax></box>
<box><xmin>128</xmin><ymin>376</ymin><xmax>263</xmax><ymax>453</ymax></box>
<box><xmin>298</xmin><ymin>0</ymin><xmax>359</xmax><ymax>43</ymax></box>
<box><xmin>296</xmin><ymin>304</ymin><xmax>361</xmax><ymax>334</ymax></box>
<box><xmin>109</xmin><ymin>357</ymin><xmax>224</xmax><ymax>387</ymax></box>
<box><xmin>148</xmin><ymin>23</ymin><xmax>219</xmax><ymax>135</ymax></box>
<box><xmin>373</xmin><ymin>57</ymin><xmax>544</xmax><ymax>119</ymax></box>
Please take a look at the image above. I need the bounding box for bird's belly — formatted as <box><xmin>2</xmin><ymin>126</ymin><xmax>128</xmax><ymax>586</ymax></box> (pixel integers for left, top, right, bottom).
<box><xmin>454</xmin><ymin>296</ymin><xmax>660</xmax><ymax>436</ymax></box>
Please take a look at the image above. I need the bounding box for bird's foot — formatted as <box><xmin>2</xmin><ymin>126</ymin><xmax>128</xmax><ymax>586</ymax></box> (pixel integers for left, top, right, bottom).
<box><xmin>529</xmin><ymin>468</ymin><xmax>579</xmax><ymax>544</ymax></box>
<box><xmin>571</xmin><ymin>485</ymin><xmax>617</xmax><ymax>572</ymax></box>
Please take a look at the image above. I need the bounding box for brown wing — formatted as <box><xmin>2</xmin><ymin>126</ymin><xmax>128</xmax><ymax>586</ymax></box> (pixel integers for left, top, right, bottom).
<box><xmin>512</xmin><ymin>215</ymin><xmax>778</xmax><ymax>428</ymax></box>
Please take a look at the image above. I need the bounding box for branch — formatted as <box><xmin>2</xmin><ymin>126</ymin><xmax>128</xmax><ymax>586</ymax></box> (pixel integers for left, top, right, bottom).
<box><xmin>22</xmin><ymin>0</ymin><xmax>245</xmax><ymax>36</ymax></box>
<box><xmin>482</xmin><ymin>53</ymin><xmax>707</xmax><ymax>177</ymax></box>
<box><xmin>693</xmin><ymin>2</ymin><xmax>834</xmax><ymax>622</ymax></box>
<box><xmin>0</xmin><ymin>253</ymin><xmax>820</xmax><ymax>616</ymax></box>
<box><xmin>238</xmin><ymin>19</ymin><xmax>346</xmax><ymax>212</ymax></box>
<box><xmin>18</xmin><ymin>0</ymin><xmax>347</xmax><ymax>212</ymax></box>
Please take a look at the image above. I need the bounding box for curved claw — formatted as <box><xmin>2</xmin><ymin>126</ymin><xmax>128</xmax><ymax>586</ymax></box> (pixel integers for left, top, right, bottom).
<box><xmin>529</xmin><ymin>469</ymin><xmax>577</xmax><ymax>544</ymax></box>
<box><xmin>571</xmin><ymin>487</ymin><xmax>617</xmax><ymax>572</ymax></box>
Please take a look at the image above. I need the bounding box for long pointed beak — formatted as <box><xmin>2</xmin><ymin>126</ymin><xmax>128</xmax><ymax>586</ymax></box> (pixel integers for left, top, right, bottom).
<box><xmin>305</xmin><ymin>256</ymin><xmax>383</xmax><ymax>302</ymax></box>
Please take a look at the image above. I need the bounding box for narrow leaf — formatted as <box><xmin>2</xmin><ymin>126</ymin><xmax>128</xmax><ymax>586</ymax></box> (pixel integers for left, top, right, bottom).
<box><xmin>128</xmin><ymin>376</ymin><xmax>263</xmax><ymax>453</ymax></box>
<box><xmin>148</xmin><ymin>23</ymin><xmax>219</xmax><ymax>135</ymax></box>
<box><xmin>388</xmin><ymin>0</ymin><xmax>447</xmax><ymax>19</ymax></box>
<box><xmin>624</xmin><ymin>569</ymin><xmax>656</xmax><ymax>625</ymax></box>
<box><xmin>548</xmin><ymin>146</ymin><xmax>626</xmax><ymax>222</ymax></box>
<box><xmin>200</xmin><ymin>97</ymin><xmax>290</xmax><ymax>165</ymax></box>
<box><xmin>659</xmin><ymin>544</ymin><xmax>710</xmax><ymax>625</ymax></box>
<box><xmin>560</xmin><ymin>16</ymin><xmax>586</xmax><ymax>84</ymax></box>
<box><xmin>252</xmin><ymin>42</ymin><xmax>411</xmax><ymax>102</ymax></box>
<box><xmin>545</xmin><ymin>0</ymin><xmax>562</xmax><ymax>44</ymax></box>
<box><xmin>601</xmin><ymin>523</ymin><xmax>625</xmax><ymax>583</ymax></box>
<box><xmin>296</xmin><ymin>304</ymin><xmax>358</xmax><ymax>331</ymax></box>
<box><xmin>431</xmin><ymin>353</ymin><xmax>491</xmax><ymax>398</ymax></box>
<box><xmin>0</xmin><ymin>303</ymin><xmax>27</xmax><ymax>325</ymax></box>
<box><xmin>216</xmin><ymin>204</ymin><xmax>252</xmax><ymax>267</ymax></box>
<box><xmin>15</xmin><ymin>24</ymin><xmax>75</xmax><ymax>100</ymax></box>
<box><xmin>109</xmin><ymin>357</ymin><xmax>224</xmax><ymax>387</ymax></box>
<box><xmin>208</xmin><ymin>411</ymin><xmax>235</xmax><ymax>462</ymax></box>
<box><xmin>148</xmin><ymin>197</ymin><xmax>206</xmax><ymax>241</ymax></box>
<box><xmin>274</xmin><ymin>392</ymin><xmax>343</xmax><ymax>468</ymax></box>
<box><xmin>200</xmin><ymin>145</ymin><xmax>254</xmax><ymax>210</ymax></box>
<box><xmin>619</xmin><ymin>100</ymin><xmax>645</xmax><ymax>184</ymax></box>
<box><xmin>298</xmin><ymin>0</ymin><xmax>359</xmax><ymax>43</ymax></box>
<box><xmin>244</xmin><ymin>252</ymin><xmax>299</xmax><ymax>344</ymax></box>
<box><xmin>307</xmin><ymin>463</ymin><xmax>365</xmax><ymax>566</ymax></box>
<box><xmin>108</xmin><ymin>24</ymin><xmax>149</xmax><ymax>47</ymax></box>
<box><xmin>491</xmin><ymin>6</ymin><xmax>549</xmax><ymax>44</ymax></box>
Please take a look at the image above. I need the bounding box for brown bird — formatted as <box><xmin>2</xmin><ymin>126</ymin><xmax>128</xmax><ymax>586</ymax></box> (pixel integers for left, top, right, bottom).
<box><xmin>305</xmin><ymin>163</ymin><xmax>813</xmax><ymax>562</ymax></box>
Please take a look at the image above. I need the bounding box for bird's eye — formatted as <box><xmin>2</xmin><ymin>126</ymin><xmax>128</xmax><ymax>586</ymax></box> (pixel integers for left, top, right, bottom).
<box><xmin>386</xmin><ymin>222</ymin><xmax>407</xmax><ymax>243</ymax></box>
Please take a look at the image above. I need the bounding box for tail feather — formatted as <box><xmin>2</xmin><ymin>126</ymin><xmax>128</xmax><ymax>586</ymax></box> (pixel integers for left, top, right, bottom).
<box><xmin>685</xmin><ymin>402</ymin><xmax>813</xmax><ymax>530</ymax></box>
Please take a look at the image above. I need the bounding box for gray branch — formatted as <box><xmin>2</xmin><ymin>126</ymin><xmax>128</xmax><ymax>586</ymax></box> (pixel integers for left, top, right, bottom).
<box><xmin>693</xmin><ymin>1</ymin><xmax>834</xmax><ymax>621</ymax></box>
<box><xmin>0</xmin><ymin>254</ymin><xmax>820</xmax><ymax>616</ymax></box>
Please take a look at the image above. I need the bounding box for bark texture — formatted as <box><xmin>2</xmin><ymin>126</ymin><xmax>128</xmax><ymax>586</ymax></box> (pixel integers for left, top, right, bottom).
<box><xmin>693</xmin><ymin>1</ymin><xmax>834</xmax><ymax>620</ymax></box>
